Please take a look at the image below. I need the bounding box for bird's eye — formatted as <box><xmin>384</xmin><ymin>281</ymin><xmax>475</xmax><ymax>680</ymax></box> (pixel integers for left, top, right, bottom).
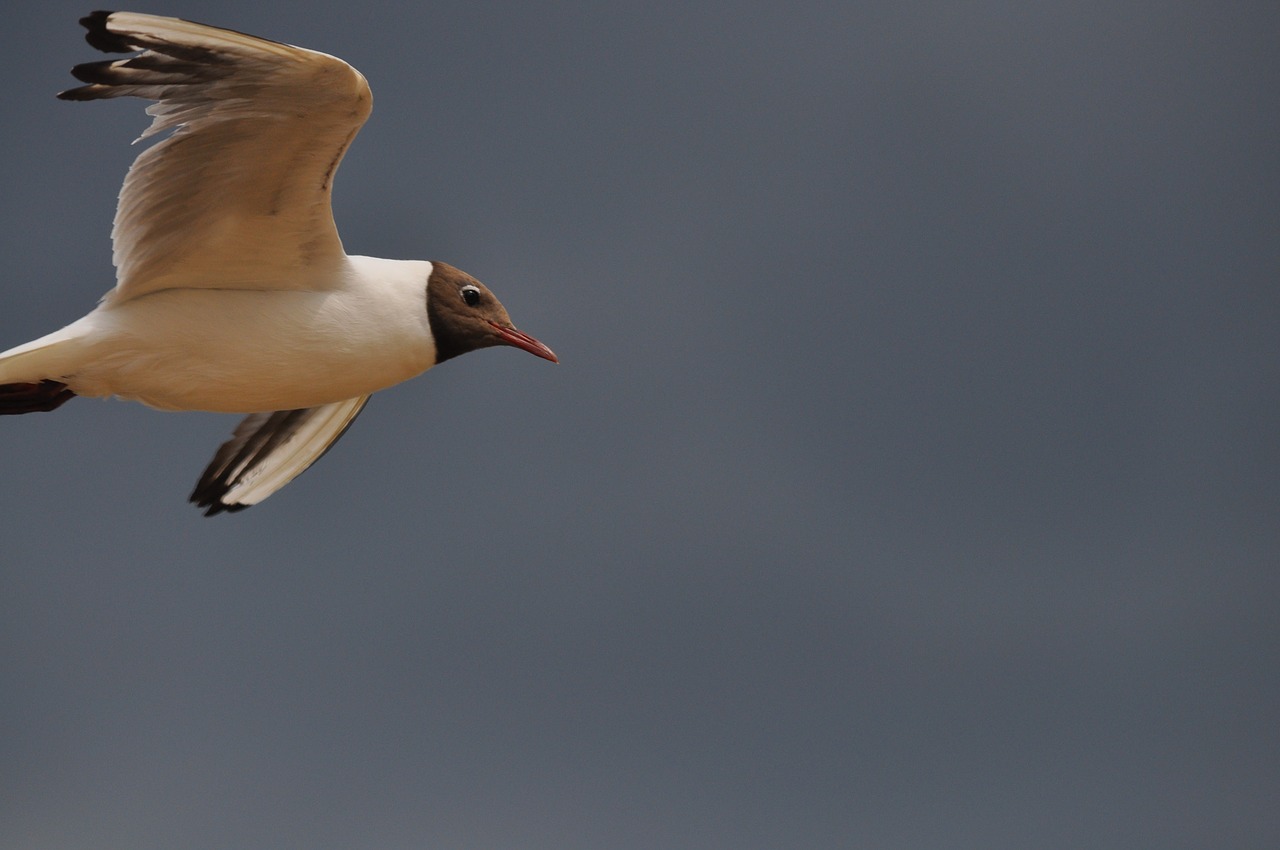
<box><xmin>461</xmin><ymin>285</ymin><xmax>481</xmax><ymax>307</ymax></box>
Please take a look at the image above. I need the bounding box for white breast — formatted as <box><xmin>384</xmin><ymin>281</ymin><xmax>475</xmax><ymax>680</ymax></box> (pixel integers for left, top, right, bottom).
<box><xmin>62</xmin><ymin>257</ymin><xmax>438</xmax><ymax>413</ymax></box>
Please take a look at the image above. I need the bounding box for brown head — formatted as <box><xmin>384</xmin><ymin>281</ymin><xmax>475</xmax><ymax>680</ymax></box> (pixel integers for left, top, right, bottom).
<box><xmin>425</xmin><ymin>262</ymin><xmax>557</xmax><ymax>365</ymax></box>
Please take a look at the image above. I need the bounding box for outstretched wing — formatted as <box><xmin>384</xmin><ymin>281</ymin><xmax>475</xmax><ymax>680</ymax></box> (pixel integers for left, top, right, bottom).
<box><xmin>59</xmin><ymin>11</ymin><xmax>372</xmax><ymax>303</ymax></box>
<box><xmin>190</xmin><ymin>395</ymin><xmax>370</xmax><ymax>516</ymax></box>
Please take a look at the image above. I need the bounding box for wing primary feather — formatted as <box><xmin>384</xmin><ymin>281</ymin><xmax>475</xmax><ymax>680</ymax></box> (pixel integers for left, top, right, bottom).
<box><xmin>190</xmin><ymin>410</ymin><xmax>295</xmax><ymax>514</ymax></box>
<box><xmin>79</xmin><ymin>11</ymin><xmax>136</xmax><ymax>54</ymax></box>
<box><xmin>191</xmin><ymin>409</ymin><xmax>310</xmax><ymax>516</ymax></box>
<box><xmin>190</xmin><ymin>396</ymin><xmax>370</xmax><ymax>516</ymax></box>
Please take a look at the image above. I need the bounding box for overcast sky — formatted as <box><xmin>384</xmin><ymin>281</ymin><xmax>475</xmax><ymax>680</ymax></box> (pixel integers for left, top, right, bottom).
<box><xmin>2</xmin><ymin>2</ymin><xmax>1277</xmax><ymax>848</ymax></box>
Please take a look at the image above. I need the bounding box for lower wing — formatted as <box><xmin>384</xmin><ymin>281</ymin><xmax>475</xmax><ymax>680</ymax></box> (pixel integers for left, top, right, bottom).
<box><xmin>190</xmin><ymin>395</ymin><xmax>370</xmax><ymax>516</ymax></box>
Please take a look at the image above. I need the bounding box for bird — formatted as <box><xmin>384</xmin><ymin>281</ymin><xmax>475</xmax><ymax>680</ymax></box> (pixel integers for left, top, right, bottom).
<box><xmin>0</xmin><ymin>11</ymin><xmax>557</xmax><ymax>516</ymax></box>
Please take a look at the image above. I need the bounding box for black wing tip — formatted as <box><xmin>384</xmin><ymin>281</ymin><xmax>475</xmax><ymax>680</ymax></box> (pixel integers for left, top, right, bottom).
<box><xmin>189</xmin><ymin>474</ymin><xmax>251</xmax><ymax>516</ymax></box>
<box><xmin>80</xmin><ymin>11</ymin><xmax>134</xmax><ymax>54</ymax></box>
<box><xmin>60</xmin><ymin>11</ymin><xmax>129</xmax><ymax>100</ymax></box>
<box><xmin>189</xmin><ymin>474</ymin><xmax>252</xmax><ymax>517</ymax></box>
<box><xmin>68</xmin><ymin>58</ymin><xmax>118</xmax><ymax>84</ymax></box>
<box><xmin>189</xmin><ymin>488</ymin><xmax>251</xmax><ymax>517</ymax></box>
<box><xmin>203</xmin><ymin>502</ymin><xmax>252</xmax><ymax>517</ymax></box>
<box><xmin>59</xmin><ymin>14</ymin><xmax>238</xmax><ymax>101</ymax></box>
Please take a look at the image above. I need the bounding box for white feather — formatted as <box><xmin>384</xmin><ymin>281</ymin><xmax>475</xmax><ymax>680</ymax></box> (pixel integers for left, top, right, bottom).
<box><xmin>223</xmin><ymin>395</ymin><xmax>371</xmax><ymax>507</ymax></box>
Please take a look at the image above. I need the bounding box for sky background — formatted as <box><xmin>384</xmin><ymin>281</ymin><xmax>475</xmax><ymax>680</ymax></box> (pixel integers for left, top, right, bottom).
<box><xmin>1</xmin><ymin>1</ymin><xmax>1277</xmax><ymax>848</ymax></box>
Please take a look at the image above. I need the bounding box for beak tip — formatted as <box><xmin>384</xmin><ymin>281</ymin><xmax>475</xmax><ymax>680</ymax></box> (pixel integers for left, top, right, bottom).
<box><xmin>489</xmin><ymin>321</ymin><xmax>558</xmax><ymax>363</ymax></box>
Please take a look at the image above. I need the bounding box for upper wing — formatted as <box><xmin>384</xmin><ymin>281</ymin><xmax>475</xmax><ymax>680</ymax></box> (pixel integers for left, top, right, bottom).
<box><xmin>59</xmin><ymin>12</ymin><xmax>372</xmax><ymax>303</ymax></box>
<box><xmin>190</xmin><ymin>395</ymin><xmax>371</xmax><ymax>516</ymax></box>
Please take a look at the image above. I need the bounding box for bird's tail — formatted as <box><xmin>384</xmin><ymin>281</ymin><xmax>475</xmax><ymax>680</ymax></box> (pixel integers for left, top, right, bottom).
<box><xmin>0</xmin><ymin>328</ymin><xmax>86</xmax><ymax>415</ymax></box>
<box><xmin>0</xmin><ymin>380</ymin><xmax>75</xmax><ymax>414</ymax></box>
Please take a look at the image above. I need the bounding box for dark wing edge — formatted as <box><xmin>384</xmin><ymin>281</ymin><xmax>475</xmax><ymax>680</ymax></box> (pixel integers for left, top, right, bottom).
<box><xmin>59</xmin><ymin>11</ymin><xmax>249</xmax><ymax>102</ymax></box>
<box><xmin>190</xmin><ymin>395</ymin><xmax>371</xmax><ymax>516</ymax></box>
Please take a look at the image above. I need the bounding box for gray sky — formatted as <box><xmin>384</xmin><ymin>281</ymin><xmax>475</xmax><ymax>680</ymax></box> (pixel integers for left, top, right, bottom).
<box><xmin>2</xmin><ymin>1</ymin><xmax>1277</xmax><ymax>848</ymax></box>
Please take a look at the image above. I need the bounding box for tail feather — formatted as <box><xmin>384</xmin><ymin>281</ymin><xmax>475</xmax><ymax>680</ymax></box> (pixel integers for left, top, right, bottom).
<box><xmin>0</xmin><ymin>320</ymin><xmax>92</xmax><ymax>407</ymax></box>
<box><xmin>0</xmin><ymin>380</ymin><xmax>76</xmax><ymax>414</ymax></box>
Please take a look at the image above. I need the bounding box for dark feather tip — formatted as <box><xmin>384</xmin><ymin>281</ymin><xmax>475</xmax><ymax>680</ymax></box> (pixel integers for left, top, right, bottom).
<box><xmin>195</xmin><ymin>498</ymin><xmax>250</xmax><ymax>518</ymax></box>
<box><xmin>0</xmin><ymin>380</ymin><xmax>76</xmax><ymax>414</ymax></box>
<box><xmin>69</xmin><ymin>58</ymin><xmax>121</xmax><ymax>84</ymax></box>
<box><xmin>80</xmin><ymin>11</ymin><xmax>135</xmax><ymax>53</ymax></box>
<box><xmin>189</xmin><ymin>480</ymin><xmax>251</xmax><ymax>516</ymax></box>
<box><xmin>56</xmin><ymin>86</ymin><xmax>95</xmax><ymax>101</ymax></box>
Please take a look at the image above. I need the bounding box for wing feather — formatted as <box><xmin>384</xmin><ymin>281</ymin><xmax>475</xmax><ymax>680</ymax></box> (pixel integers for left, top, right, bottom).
<box><xmin>190</xmin><ymin>395</ymin><xmax>371</xmax><ymax>516</ymax></box>
<box><xmin>59</xmin><ymin>12</ymin><xmax>372</xmax><ymax>302</ymax></box>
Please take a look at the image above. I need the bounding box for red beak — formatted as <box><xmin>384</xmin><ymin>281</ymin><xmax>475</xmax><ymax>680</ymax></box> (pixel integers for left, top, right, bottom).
<box><xmin>488</xmin><ymin>321</ymin><xmax>558</xmax><ymax>363</ymax></box>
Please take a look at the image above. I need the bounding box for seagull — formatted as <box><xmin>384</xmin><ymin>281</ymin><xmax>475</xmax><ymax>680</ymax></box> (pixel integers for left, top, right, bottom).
<box><xmin>0</xmin><ymin>11</ymin><xmax>557</xmax><ymax>516</ymax></box>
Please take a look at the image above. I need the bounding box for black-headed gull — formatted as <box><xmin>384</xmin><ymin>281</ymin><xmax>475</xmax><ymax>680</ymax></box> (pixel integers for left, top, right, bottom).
<box><xmin>0</xmin><ymin>12</ymin><xmax>556</xmax><ymax>515</ymax></box>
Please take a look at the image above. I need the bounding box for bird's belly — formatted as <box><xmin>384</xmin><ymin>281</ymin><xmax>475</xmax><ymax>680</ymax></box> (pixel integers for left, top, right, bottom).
<box><xmin>68</xmin><ymin>288</ymin><xmax>434</xmax><ymax>413</ymax></box>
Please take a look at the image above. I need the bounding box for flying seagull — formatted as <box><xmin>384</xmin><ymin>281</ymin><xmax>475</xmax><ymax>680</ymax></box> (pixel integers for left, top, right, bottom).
<box><xmin>0</xmin><ymin>11</ymin><xmax>557</xmax><ymax>515</ymax></box>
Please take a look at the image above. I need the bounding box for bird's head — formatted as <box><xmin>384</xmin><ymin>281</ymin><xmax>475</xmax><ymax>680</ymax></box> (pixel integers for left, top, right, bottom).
<box><xmin>426</xmin><ymin>262</ymin><xmax>558</xmax><ymax>365</ymax></box>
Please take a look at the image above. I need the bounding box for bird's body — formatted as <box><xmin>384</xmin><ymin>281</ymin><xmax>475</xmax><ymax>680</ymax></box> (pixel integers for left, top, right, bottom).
<box><xmin>5</xmin><ymin>256</ymin><xmax>436</xmax><ymax>413</ymax></box>
<box><xmin>0</xmin><ymin>12</ymin><xmax>556</xmax><ymax>514</ymax></box>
